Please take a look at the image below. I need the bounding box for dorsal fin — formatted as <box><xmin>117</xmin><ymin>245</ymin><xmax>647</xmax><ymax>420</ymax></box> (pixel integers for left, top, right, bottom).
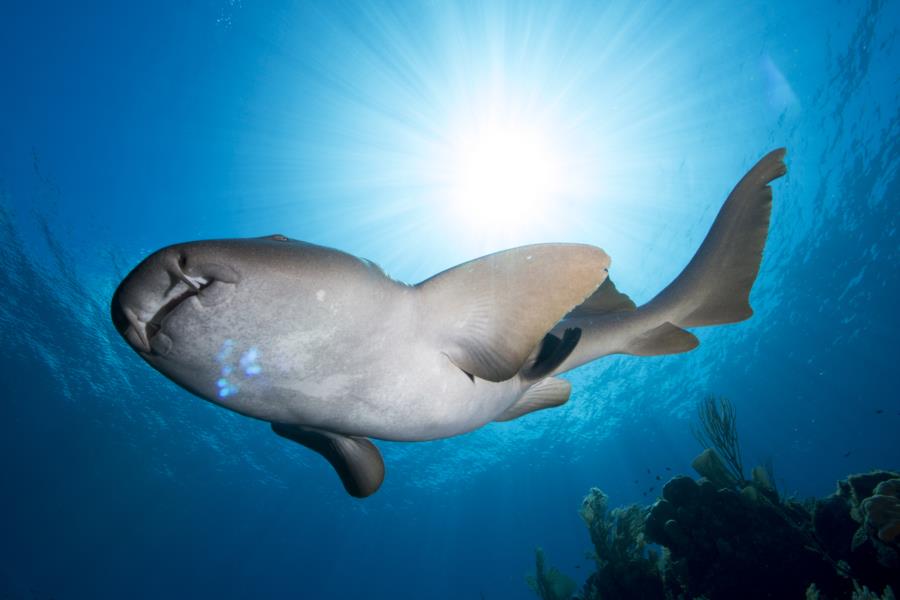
<box><xmin>494</xmin><ymin>377</ymin><xmax>572</xmax><ymax>422</ymax></box>
<box><xmin>566</xmin><ymin>277</ymin><xmax>636</xmax><ymax>318</ymax></box>
<box><xmin>417</xmin><ymin>244</ymin><xmax>609</xmax><ymax>382</ymax></box>
<box><xmin>271</xmin><ymin>423</ymin><xmax>385</xmax><ymax>498</ymax></box>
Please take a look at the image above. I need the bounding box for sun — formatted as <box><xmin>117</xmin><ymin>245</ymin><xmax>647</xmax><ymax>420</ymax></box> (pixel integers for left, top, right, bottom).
<box><xmin>446</xmin><ymin>119</ymin><xmax>568</xmax><ymax>239</ymax></box>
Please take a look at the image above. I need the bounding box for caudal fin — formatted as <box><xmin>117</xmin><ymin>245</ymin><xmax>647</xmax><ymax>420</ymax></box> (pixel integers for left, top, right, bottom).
<box><xmin>548</xmin><ymin>149</ymin><xmax>787</xmax><ymax>375</ymax></box>
<box><xmin>647</xmin><ymin>148</ymin><xmax>787</xmax><ymax>327</ymax></box>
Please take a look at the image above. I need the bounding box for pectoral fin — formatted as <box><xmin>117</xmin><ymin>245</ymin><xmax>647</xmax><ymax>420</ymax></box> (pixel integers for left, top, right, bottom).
<box><xmin>271</xmin><ymin>423</ymin><xmax>385</xmax><ymax>498</ymax></box>
<box><xmin>417</xmin><ymin>244</ymin><xmax>609</xmax><ymax>382</ymax></box>
<box><xmin>494</xmin><ymin>377</ymin><xmax>572</xmax><ymax>422</ymax></box>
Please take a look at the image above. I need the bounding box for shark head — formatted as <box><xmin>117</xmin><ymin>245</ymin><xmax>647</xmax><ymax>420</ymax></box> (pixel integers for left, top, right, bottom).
<box><xmin>110</xmin><ymin>234</ymin><xmax>385</xmax><ymax>412</ymax></box>
<box><xmin>111</xmin><ymin>235</ymin><xmax>320</xmax><ymax>402</ymax></box>
<box><xmin>111</xmin><ymin>240</ymin><xmax>246</xmax><ymax>356</ymax></box>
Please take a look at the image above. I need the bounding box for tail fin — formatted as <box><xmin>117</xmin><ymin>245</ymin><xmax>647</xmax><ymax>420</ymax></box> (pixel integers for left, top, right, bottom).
<box><xmin>548</xmin><ymin>149</ymin><xmax>786</xmax><ymax>375</ymax></box>
<box><xmin>647</xmin><ymin>148</ymin><xmax>787</xmax><ymax>327</ymax></box>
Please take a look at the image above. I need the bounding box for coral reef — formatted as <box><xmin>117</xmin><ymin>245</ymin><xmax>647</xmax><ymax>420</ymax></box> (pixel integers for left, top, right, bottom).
<box><xmin>563</xmin><ymin>463</ymin><xmax>899</xmax><ymax>600</ymax></box>
<box><xmin>526</xmin><ymin>547</ymin><xmax>577</xmax><ymax>600</ymax></box>
<box><xmin>529</xmin><ymin>456</ymin><xmax>899</xmax><ymax>599</ymax></box>
<box><xmin>527</xmin><ymin>395</ymin><xmax>899</xmax><ymax>600</ymax></box>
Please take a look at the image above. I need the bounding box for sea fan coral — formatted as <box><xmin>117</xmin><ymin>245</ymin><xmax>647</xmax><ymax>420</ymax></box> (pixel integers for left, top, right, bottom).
<box><xmin>526</xmin><ymin>547</ymin><xmax>576</xmax><ymax>600</ymax></box>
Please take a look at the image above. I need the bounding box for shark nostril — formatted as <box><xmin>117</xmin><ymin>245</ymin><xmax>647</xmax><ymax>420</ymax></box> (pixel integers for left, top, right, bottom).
<box><xmin>169</xmin><ymin>253</ymin><xmax>211</xmax><ymax>292</ymax></box>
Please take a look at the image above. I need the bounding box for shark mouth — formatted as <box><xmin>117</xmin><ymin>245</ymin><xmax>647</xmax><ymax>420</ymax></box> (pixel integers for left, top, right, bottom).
<box><xmin>143</xmin><ymin>278</ymin><xmax>209</xmax><ymax>343</ymax></box>
<box><xmin>112</xmin><ymin>260</ymin><xmax>237</xmax><ymax>355</ymax></box>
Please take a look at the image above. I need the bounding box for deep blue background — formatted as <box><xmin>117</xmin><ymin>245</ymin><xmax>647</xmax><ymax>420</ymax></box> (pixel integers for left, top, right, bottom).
<box><xmin>1</xmin><ymin>1</ymin><xmax>898</xmax><ymax>598</ymax></box>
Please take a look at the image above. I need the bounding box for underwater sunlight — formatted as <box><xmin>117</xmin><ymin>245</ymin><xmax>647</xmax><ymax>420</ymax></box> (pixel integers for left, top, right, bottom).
<box><xmin>1</xmin><ymin>1</ymin><xmax>898</xmax><ymax>599</ymax></box>
<box><xmin>446</xmin><ymin>119</ymin><xmax>566</xmax><ymax>238</ymax></box>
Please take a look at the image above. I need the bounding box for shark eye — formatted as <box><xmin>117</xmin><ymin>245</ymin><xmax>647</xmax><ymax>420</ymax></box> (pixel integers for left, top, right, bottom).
<box><xmin>267</xmin><ymin>234</ymin><xmax>289</xmax><ymax>242</ymax></box>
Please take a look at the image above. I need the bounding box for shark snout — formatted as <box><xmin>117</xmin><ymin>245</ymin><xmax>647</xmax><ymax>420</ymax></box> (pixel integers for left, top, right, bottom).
<box><xmin>110</xmin><ymin>286</ymin><xmax>146</xmax><ymax>350</ymax></box>
<box><xmin>111</xmin><ymin>246</ymin><xmax>239</xmax><ymax>355</ymax></box>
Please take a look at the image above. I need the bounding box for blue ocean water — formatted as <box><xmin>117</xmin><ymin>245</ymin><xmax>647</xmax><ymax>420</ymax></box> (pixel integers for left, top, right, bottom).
<box><xmin>1</xmin><ymin>1</ymin><xmax>898</xmax><ymax>598</ymax></box>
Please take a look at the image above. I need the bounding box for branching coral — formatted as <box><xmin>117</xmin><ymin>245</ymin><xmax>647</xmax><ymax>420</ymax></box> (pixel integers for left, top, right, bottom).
<box><xmin>808</xmin><ymin>582</ymin><xmax>897</xmax><ymax>599</ymax></box>
<box><xmin>851</xmin><ymin>582</ymin><xmax>897</xmax><ymax>600</ymax></box>
<box><xmin>579</xmin><ymin>488</ymin><xmax>664</xmax><ymax>600</ymax></box>
<box><xmin>691</xmin><ymin>395</ymin><xmax>746</xmax><ymax>483</ymax></box>
<box><xmin>526</xmin><ymin>547</ymin><xmax>576</xmax><ymax>600</ymax></box>
<box><xmin>579</xmin><ymin>488</ymin><xmax>649</xmax><ymax>568</ymax></box>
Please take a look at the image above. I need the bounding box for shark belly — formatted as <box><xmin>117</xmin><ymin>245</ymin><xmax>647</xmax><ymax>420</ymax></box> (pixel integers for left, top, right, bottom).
<box><xmin>163</xmin><ymin>305</ymin><xmax>524</xmax><ymax>442</ymax></box>
<box><xmin>267</xmin><ymin>344</ymin><xmax>525</xmax><ymax>441</ymax></box>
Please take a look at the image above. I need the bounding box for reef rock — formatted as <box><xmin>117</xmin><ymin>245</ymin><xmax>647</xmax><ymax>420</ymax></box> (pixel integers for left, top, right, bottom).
<box><xmin>662</xmin><ymin>475</ymin><xmax>699</xmax><ymax>506</ymax></box>
<box><xmin>814</xmin><ymin>471</ymin><xmax>900</xmax><ymax>592</ymax></box>
<box><xmin>862</xmin><ymin>479</ymin><xmax>900</xmax><ymax>544</ymax></box>
<box><xmin>644</xmin><ymin>468</ymin><xmax>839</xmax><ymax>599</ymax></box>
<box><xmin>843</xmin><ymin>472</ymin><xmax>900</xmax><ymax>523</ymax></box>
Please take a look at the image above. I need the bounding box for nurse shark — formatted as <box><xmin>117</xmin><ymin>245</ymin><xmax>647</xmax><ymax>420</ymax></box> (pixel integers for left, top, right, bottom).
<box><xmin>111</xmin><ymin>149</ymin><xmax>786</xmax><ymax>497</ymax></box>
